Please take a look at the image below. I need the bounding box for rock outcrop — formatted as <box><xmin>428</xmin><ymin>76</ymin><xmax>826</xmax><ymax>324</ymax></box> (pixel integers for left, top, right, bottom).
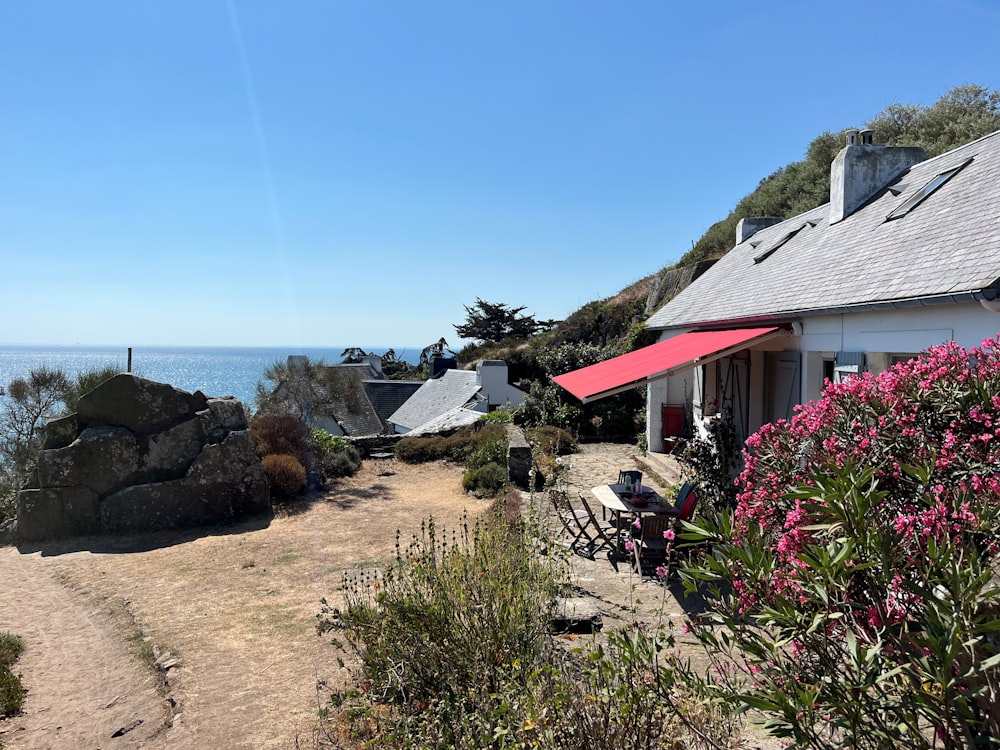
<box><xmin>17</xmin><ymin>374</ymin><xmax>269</xmax><ymax>542</ymax></box>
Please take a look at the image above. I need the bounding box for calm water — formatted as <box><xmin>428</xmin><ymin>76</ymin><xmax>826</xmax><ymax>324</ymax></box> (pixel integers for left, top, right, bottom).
<box><xmin>0</xmin><ymin>345</ymin><xmax>420</xmax><ymax>409</ymax></box>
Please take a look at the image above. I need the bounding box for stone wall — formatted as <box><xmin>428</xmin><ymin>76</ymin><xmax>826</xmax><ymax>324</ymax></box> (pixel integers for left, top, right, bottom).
<box><xmin>16</xmin><ymin>374</ymin><xmax>270</xmax><ymax>542</ymax></box>
<box><xmin>506</xmin><ymin>424</ymin><xmax>533</xmax><ymax>489</ymax></box>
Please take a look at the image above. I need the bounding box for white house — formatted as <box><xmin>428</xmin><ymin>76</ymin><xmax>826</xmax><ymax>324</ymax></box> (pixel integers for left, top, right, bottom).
<box><xmin>555</xmin><ymin>128</ymin><xmax>1000</xmax><ymax>454</ymax></box>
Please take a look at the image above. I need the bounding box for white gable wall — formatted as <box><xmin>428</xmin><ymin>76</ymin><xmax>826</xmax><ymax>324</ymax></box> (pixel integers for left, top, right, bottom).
<box><xmin>476</xmin><ymin>360</ymin><xmax>526</xmax><ymax>410</ymax></box>
<box><xmin>646</xmin><ymin>301</ymin><xmax>1000</xmax><ymax>455</ymax></box>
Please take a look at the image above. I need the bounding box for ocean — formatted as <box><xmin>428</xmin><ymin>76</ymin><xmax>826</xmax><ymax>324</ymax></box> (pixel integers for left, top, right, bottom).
<box><xmin>0</xmin><ymin>345</ymin><xmax>421</xmax><ymax>410</ymax></box>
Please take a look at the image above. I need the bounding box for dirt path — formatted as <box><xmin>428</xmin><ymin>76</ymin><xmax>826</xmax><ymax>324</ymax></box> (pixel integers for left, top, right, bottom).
<box><xmin>0</xmin><ymin>551</ymin><xmax>173</xmax><ymax>749</ymax></box>
<box><xmin>1</xmin><ymin>460</ymin><xmax>481</xmax><ymax>750</ymax></box>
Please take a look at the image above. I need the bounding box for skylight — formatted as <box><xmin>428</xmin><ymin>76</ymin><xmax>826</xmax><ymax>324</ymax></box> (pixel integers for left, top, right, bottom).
<box><xmin>753</xmin><ymin>221</ymin><xmax>816</xmax><ymax>264</ymax></box>
<box><xmin>885</xmin><ymin>156</ymin><xmax>973</xmax><ymax>220</ymax></box>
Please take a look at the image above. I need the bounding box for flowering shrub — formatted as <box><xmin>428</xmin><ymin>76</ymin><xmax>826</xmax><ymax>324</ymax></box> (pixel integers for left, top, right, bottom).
<box><xmin>682</xmin><ymin>337</ymin><xmax>1000</xmax><ymax>747</ymax></box>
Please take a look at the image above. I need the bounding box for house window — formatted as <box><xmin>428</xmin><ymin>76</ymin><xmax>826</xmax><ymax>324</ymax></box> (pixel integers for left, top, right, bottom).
<box><xmin>823</xmin><ymin>359</ymin><xmax>835</xmax><ymax>385</ymax></box>
<box><xmin>885</xmin><ymin>157</ymin><xmax>973</xmax><ymax>220</ymax></box>
<box><xmin>833</xmin><ymin>351</ymin><xmax>866</xmax><ymax>383</ymax></box>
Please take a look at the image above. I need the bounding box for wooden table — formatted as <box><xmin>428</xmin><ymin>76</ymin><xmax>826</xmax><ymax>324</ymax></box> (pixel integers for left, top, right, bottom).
<box><xmin>591</xmin><ymin>483</ymin><xmax>677</xmax><ymax>552</ymax></box>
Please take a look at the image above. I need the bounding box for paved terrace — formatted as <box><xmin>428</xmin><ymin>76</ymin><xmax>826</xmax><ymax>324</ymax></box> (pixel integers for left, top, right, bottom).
<box><xmin>523</xmin><ymin>442</ymin><xmax>706</xmax><ymax>633</ymax></box>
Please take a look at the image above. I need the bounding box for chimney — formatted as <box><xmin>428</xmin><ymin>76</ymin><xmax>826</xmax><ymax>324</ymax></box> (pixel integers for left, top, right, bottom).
<box><xmin>476</xmin><ymin>361</ymin><xmax>508</xmax><ymax>404</ymax></box>
<box><xmin>429</xmin><ymin>355</ymin><xmax>456</xmax><ymax>379</ymax></box>
<box><xmin>829</xmin><ymin>131</ymin><xmax>927</xmax><ymax>224</ymax></box>
<box><xmin>362</xmin><ymin>353</ymin><xmax>383</xmax><ymax>378</ymax></box>
<box><xmin>736</xmin><ymin>216</ymin><xmax>783</xmax><ymax>245</ymax></box>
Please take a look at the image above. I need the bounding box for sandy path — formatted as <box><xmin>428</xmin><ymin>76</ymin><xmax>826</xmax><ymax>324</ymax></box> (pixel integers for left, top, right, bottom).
<box><xmin>0</xmin><ymin>460</ymin><xmax>480</xmax><ymax>749</ymax></box>
<box><xmin>0</xmin><ymin>550</ymin><xmax>173</xmax><ymax>749</ymax></box>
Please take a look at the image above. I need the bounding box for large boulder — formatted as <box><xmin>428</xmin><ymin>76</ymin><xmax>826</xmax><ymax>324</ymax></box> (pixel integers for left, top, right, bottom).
<box><xmin>76</xmin><ymin>374</ymin><xmax>207</xmax><ymax>434</ymax></box>
<box><xmin>17</xmin><ymin>486</ymin><xmax>101</xmax><ymax>541</ymax></box>
<box><xmin>102</xmin><ymin>430</ymin><xmax>268</xmax><ymax>532</ymax></box>
<box><xmin>36</xmin><ymin>426</ymin><xmax>138</xmax><ymax>496</ymax></box>
<box><xmin>140</xmin><ymin>416</ymin><xmax>206</xmax><ymax>482</ymax></box>
<box><xmin>16</xmin><ymin>377</ymin><xmax>269</xmax><ymax>542</ymax></box>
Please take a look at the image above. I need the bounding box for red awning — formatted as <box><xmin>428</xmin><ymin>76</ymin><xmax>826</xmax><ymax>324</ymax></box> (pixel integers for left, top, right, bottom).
<box><xmin>552</xmin><ymin>327</ymin><xmax>782</xmax><ymax>403</ymax></box>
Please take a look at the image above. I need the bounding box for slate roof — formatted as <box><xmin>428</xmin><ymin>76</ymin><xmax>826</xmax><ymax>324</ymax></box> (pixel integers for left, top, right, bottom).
<box><xmin>363</xmin><ymin>380</ymin><xmax>424</xmax><ymax>429</ymax></box>
<box><xmin>326</xmin><ymin>371</ymin><xmax>384</xmax><ymax>437</ymax></box>
<box><xmin>388</xmin><ymin>370</ymin><xmax>482</xmax><ymax>432</ymax></box>
<box><xmin>646</xmin><ymin>129</ymin><xmax>1000</xmax><ymax>331</ymax></box>
<box><xmin>407</xmin><ymin>407</ymin><xmax>484</xmax><ymax>436</ymax></box>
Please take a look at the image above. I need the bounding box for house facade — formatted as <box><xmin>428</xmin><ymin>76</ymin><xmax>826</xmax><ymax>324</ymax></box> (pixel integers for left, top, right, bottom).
<box><xmin>555</xmin><ymin>128</ymin><xmax>1000</xmax><ymax>454</ymax></box>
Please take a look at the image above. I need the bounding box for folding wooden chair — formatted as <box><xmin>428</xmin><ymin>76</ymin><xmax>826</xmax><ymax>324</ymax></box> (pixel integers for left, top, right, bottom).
<box><xmin>549</xmin><ymin>490</ymin><xmax>595</xmax><ymax>552</ymax></box>
<box><xmin>631</xmin><ymin>485</ymin><xmax>700</xmax><ymax>579</ymax></box>
<box><xmin>631</xmin><ymin>514</ymin><xmax>676</xmax><ymax>580</ymax></box>
<box><xmin>576</xmin><ymin>492</ymin><xmax>618</xmax><ymax>558</ymax></box>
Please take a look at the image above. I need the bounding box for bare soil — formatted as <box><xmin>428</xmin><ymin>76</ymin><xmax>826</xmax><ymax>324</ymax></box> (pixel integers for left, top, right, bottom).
<box><xmin>0</xmin><ymin>445</ymin><xmax>774</xmax><ymax>749</ymax></box>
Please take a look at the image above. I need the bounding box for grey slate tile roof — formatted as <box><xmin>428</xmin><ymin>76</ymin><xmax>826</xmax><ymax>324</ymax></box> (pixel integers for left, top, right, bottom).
<box><xmin>407</xmin><ymin>407</ymin><xmax>484</xmax><ymax>436</ymax></box>
<box><xmin>326</xmin><ymin>373</ymin><xmax>384</xmax><ymax>437</ymax></box>
<box><xmin>363</xmin><ymin>380</ymin><xmax>424</xmax><ymax>429</ymax></box>
<box><xmin>646</xmin><ymin>130</ymin><xmax>1000</xmax><ymax>331</ymax></box>
<box><xmin>388</xmin><ymin>370</ymin><xmax>482</xmax><ymax>432</ymax></box>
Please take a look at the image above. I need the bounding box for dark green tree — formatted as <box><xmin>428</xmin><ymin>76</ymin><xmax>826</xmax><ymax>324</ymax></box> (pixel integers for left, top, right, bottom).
<box><xmin>254</xmin><ymin>357</ymin><xmax>361</xmax><ymax>425</ymax></box>
<box><xmin>454</xmin><ymin>298</ymin><xmax>556</xmax><ymax>344</ymax></box>
<box><xmin>0</xmin><ymin>367</ymin><xmax>72</xmax><ymax>520</ymax></box>
<box><xmin>418</xmin><ymin>338</ymin><xmax>455</xmax><ymax>369</ymax></box>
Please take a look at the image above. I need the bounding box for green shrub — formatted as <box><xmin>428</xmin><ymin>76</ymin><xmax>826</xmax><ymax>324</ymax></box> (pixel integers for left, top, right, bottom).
<box><xmin>321</xmin><ymin>446</ymin><xmax>362</xmax><ymax>479</ymax></box>
<box><xmin>311</xmin><ymin>428</ymin><xmax>361</xmax><ymax>479</ymax></box>
<box><xmin>250</xmin><ymin>415</ymin><xmax>309</xmax><ymax>462</ymax></box>
<box><xmin>260</xmin><ymin>453</ymin><xmax>306</xmax><ymax>501</ymax></box>
<box><xmin>318</xmin><ymin>509</ymin><xmax>562</xmax><ymax>746</ymax></box>
<box><xmin>477</xmin><ymin>409</ymin><xmax>514</xmax><ymax>424</ymax></box>
<box><xmin>0</xmin><ymin>632</ymin><xmax>25</xmax><ymax>717</ymax></box>
<box><xmin>526</xmin><ymin>425</ymin><xmax>577</xmax><ymax>456</ymax></box>
<box><xmin>395</xmin><ymin>424</ymin><xmax>508</xmax><ymax>465</ymax></box>
<box><xmin>461</xmin><ymin>462</ymin><xmax>508</xmax><ymax>496</ymax></box>
<box><xmin>394</xmin><ymin>434</ymin><xmax>454</xmax><ymax>463</ymax></box>
<box><xmin>465</xmin><ymin>437</ymin><xmax>508</xmax><ymax>473</ymax></box>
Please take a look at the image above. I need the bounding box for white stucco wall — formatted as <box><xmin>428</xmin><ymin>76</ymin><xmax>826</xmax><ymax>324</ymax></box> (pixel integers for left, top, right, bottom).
<box><xmin>645</xmin><ymin>301</ymin><xmax>1000</xmax><ymax>454</ymax></box>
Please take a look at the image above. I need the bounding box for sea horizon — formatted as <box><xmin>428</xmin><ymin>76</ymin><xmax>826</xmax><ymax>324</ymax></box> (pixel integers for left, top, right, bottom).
<box><xmin>0</xmin><ymin>344</ymin><xmax>424</xmax><ymax>409</ymax></box>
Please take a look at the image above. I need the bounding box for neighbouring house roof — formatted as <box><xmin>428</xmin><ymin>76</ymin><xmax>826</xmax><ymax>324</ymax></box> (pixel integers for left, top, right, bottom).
<box><xmin>363</xmin><ymin>380</ymin><xmax>424</xmax><ymax>429</ymax></box>
<box><xmin>325</xmin><ymin>371</ymin><xmax>384</xmax><ymax>437</ymax></box>
<box><xmin>406</xmin><ymin>407</ymin><xmax>484</xmax><ymax>436</ymax></box>
<box><xmin>388</xmin><ymin>370</ymin><xmax>482</xmax><ymax>432</ymax></box>
<box><xmin>646</xmin><ymin>129</ymin><xmax>1000</xmax><ymax>331</ymax></box>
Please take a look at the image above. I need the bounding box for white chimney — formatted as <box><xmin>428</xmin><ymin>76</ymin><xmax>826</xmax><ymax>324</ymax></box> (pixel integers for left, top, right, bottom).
<box><xmin>829</xmin><ymin>132</ymin><xmax>927</xmax><ymax>224</ymax></box>
<box><xmin>736</xmin><ymin>216</ymin><xmax>782</xmax><ymax>245</ymax></box>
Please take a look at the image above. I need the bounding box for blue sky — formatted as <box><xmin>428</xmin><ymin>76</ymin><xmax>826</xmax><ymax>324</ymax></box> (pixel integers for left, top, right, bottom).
<box><xmin>1</xmin><ymin>1</ymin><xmax>997</xmax><ymax>349</ymax></box>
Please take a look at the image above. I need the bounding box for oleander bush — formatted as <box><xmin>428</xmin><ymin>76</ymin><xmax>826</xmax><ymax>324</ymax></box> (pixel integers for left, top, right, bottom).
<box><xmin>260</xmin><ymin>453</ymin><xmax>306</xmax><ymax>501</ymax></box>
<box><xmin>681</xmin><ymin>337</ymin><xmax>1000</xmax><ymax>748</ymax></box>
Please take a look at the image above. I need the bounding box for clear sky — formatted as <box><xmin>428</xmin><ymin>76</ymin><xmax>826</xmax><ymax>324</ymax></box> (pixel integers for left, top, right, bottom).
<box><xmin>1</xmin><ymin>0</ymin><xmax>997</xmax><ymax>349</ymax></box>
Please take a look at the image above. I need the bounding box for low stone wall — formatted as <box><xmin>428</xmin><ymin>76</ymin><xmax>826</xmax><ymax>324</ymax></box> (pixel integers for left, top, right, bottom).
<box><xmin>16</xmin><ymin>374</ymin><xmax>270</xmax><ymax>542</ymax></box>
<box><xmin>506</xmin><ymin>424</ymin><xmax>533</xmax><ymax>489</ymax></box>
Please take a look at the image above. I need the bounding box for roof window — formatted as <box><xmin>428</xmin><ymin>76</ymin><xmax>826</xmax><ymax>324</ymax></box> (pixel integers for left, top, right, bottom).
<box><xmin>753</xmin><ymin>221</ymin><xmax>817</xmax><ymax>264</ymax></box>
<box><xmin>885</xmin><ymin>156</ymin><xmax>973</xmax><ymax>220</ymax></box>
